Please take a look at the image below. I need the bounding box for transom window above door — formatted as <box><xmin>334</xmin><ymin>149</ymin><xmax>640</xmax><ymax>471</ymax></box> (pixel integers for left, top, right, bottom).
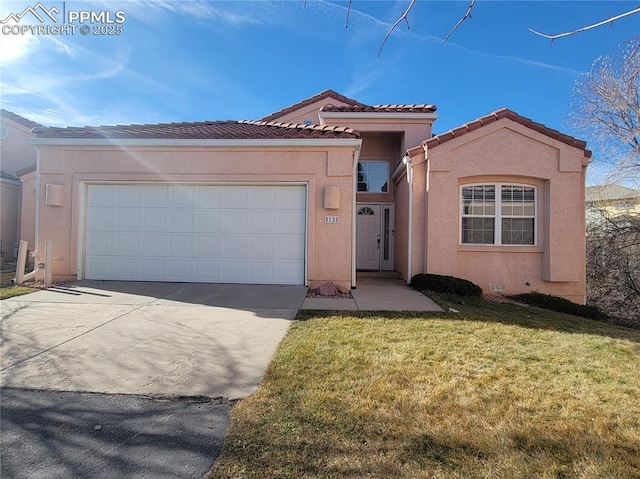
<box><xmin>358</xmin><ymin>161</ymin><xmax>389</xmax><ymax>193</ymax></box>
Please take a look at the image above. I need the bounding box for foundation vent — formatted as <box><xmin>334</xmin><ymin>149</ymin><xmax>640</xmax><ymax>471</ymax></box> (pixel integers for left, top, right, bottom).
<box><xmin>489</xmin><ymin>283</ymin><xmax>507</xmax><ymax>293</ymax></box>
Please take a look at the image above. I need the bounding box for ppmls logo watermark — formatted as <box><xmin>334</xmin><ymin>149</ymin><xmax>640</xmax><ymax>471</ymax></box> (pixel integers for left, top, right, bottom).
<box><xmin>1</xmin><ymin>2</ymin><xmax>126</xmax><ymax>36</ymax></box>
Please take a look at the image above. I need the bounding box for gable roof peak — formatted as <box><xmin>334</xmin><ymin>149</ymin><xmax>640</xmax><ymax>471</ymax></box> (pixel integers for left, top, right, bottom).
<box><xmin>259</xmin><ymin>89</ymin><xmax>367</xmax><ymax>122</ymax></box>
<box><xmin>0</xmin><ymin>109</ymin><xmax>43</xmax><ymax>130</ymax></box>
<box><xmin>419</xmin><ymin>107</ymin><xmax>591</xmax><ymax>158</ymax></box>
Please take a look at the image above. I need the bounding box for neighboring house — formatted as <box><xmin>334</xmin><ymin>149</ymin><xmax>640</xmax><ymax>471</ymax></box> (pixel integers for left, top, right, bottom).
<box><xmin>585</xmin><ymin>184</ymin><xmax>640</xmax><ymax>222</ymax></box>
<box><xmin>24</xmin><ymin>90</ymin><xmax>591</xmax><ymax>303</ymax></box>
<box><xmin>0</xmin><ymin>109</ymin><xmax>40</xmax><ymax>262</ymax></box>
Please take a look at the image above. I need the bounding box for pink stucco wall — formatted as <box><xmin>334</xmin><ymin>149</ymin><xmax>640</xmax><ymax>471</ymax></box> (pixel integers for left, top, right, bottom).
<box><xmin>18</xmin><ymin>170</ymin><xmax>36</xmax><ymax>258</ymax></box>
<box><xmin>406</xmin><ymin>120</ymin><xmax>589</xmax><ymax>303</ymax></box>
<box><xmin>32</xmin><ymin>144</ymin><xmax>358</xmax><ymax>288</ymax></box>
<box><xmin>1</xmin><ymin>117</ymin><xmax>38</xmax><ymax>260</ymax></box>
<box><xmin>321</xmin><ymin>116</ymin><xmax>434</xmax><ymax>153</ymax></box>
<box><xmin>0</xmin><ymin>177</ymin><xmax>21</xmax><ymax>261</ymax></box>
<box><xmin>0</xmin><ymin>118</ymin><xmax>37</xmax><ymax>176</ymax></box>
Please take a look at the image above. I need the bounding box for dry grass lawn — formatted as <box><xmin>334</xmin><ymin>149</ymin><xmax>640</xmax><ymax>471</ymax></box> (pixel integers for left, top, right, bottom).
<box><xmin>208</xmin><ymin>295</ymin><xmax>640</xmax><ymax>479</ymax></box>
<box><xmin>0</xmin><ymin>270</ymin><xmax>37</xmax><ymax>300</ymax></box>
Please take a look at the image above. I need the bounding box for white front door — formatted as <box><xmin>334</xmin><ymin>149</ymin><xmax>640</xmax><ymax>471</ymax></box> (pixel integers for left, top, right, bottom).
<box><xmin>356</xmin><ymin>204</ymin><xmax>381</xmax><ymax>270</ymax></box>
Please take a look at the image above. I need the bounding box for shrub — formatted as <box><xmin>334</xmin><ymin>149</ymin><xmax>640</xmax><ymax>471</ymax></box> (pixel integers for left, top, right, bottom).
<box><xmin>508</xmin><ymin>292</ymin><xmax>609</xmax><ymax>321</ymax></box>
<box><xmin>410</xmin><ymin>273</ymin><xmax>482</xmax><ymax>297</ymax></box>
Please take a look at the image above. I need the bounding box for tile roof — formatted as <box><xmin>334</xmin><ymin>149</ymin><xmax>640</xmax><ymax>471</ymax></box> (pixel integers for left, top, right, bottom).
<box><xmin>32</xmin><ymin>119</ymin><xmax>360</xmax><ymax>140</ymax></box>
<box><xmin>321</xmin><ymin>103</ymin><xmax>437</xmax><ymax>113</ymax></box>
<box><xmin>0</xmin><ymin>170</ymin><xmax>20</xmax><ymax>181</ymax></box>
<box><xmin>259</xmin><ymin>89</ymin><xmax>366</xmax><ymax>122</ymax></box>
<box><xmin>0</xmin><ymin>109</ymin><xmax>43</xmax><ymax>130</ymax></box>
<box><xmin>420</xmin><ymin>108</ymin><xmax>591</xmax><ymax>157</ymax></box>
<box><xmin>586</xmin><ymin>185</ymin><xmax>640</xmax><ymax>202</ymax></box>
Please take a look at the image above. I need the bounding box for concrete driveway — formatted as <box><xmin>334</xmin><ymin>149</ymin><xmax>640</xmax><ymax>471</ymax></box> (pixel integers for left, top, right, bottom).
<box><xmin>1</xmin><ymin>281</ymin><xmax>307</xmax><ymax>399</ymax></box>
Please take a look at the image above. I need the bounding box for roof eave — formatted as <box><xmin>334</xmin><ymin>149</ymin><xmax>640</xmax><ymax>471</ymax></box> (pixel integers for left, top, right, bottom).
<box><xmin>27</xmin><ymin>137</ymin><xmax>363</xmax><ymax>147</ymax></box>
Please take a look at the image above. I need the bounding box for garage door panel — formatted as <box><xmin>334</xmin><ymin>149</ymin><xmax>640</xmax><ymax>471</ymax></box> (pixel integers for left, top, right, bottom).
<box><xmin>220</xmin><ymin>261</ymin><xmax>247</xmax><ymax>282</ymax></box>
<box><xmin>115</xmin><ymin>208</ymin><xmax>141</xmax><ymax>231</ymax></box>
<box><xmin>116</xmin><ymin>186</ymin><xmax>142</xmax><ymax>207</ymax></box>
<box><xmin>141</xmin><ymin>209</ymin><xmax>167</xmax><ymax>230</ymax></box>
<box><xmin>169</xmin><ymin>186</ymin><xmax>195</xmax><ymax>207</ymax></box>
<box><xmin>166</xmin><ymin>259</ymin><xmax>193</xmax><ymax>280</ymax></box>
<box><xmin>85</xmin><ymin>232</ymin><xmax>112</xmax><ymax>255</ymax></box>
<box><xmin>168</xmin><ymin>210</ymin><xmax>194</xmax><ymax>232</ymax></box>
<box><xmin>88</xmin><ymin>185</ymin><xmax>115</xmax><ymax>207</ymax></box>
<box><xmin>277</xmin><ymin>211</ymin><xmax>305</xmax><ymax>233</ymax></box>
<box><xmin>277</xmin><ymin>187</ymin><xmax>306</xmax><ymax>208</ymax></box>
<box><xmin>277</xmin><ymin>236</ymin><xmax>305</xmax><ymax>259</ymax></box>
<box><xmin>221</xmin><ymin>236</ymin><xmax>247</xmax><ymax>256</ymax></box>
<box><xmin>222</xmin><ymin>211</ymin><xmax>248</xmax><ymax>234</ymax></box>
<box><xmin>85</xmin><ymin>184</ymin><xmax>305</xmax><ymax>284</ymax></box>
<box><xmin>114</xmin><ymin>233</ymin><xmax>139</xmax><ymax>256</ymax></box>
<box><xmin>249</xmin><ymin>236</ymin><xmax>275</xmax><ymax>257</ymax></box>
<box><xmin>85</xmin><ymin>257</ymin><xmax>112</xmax><ymax>279</ymax></box>
<box><xmin>194</xmin><ymin>260</ymin><xmax>220</xmax><ymax>281</ymax></box>
<box><xmin>194</xmin><ymin>235</ymin><xmax>220</xmax><ymax>256</ymax></box>
<box><xmin>249</xmin><ymin>262</ymin><xmax>274</xmax><ymax>282</ymax></box>
<box><xmin>195</xmin><ymin>210</ymin><xmax>221</xmax><ymax>232</ymax></box>
<box><xmin>114</xmin><ymin>258</ymin><xmax>139</xmax><ymax>278</ymax></box>
<box><xmin>87</xmin><ymin>207</ymin><xmax>114</xmax><ymax>230</ymax></box>
<box><xmin>223</xmin><ymin>188</ymin><xmax>249</xmax><ymax>208</ymax></box>
<box><xmin>250</xmin><ymin>188</ymin><xmax>276</xmax><ymax>209</ymax></box>
<box><xmin>276</xmin><ymin>262</ymin><xmax>304</xmax><ymax>283</ymax></box>
<box><xmin>142</xmin><ymin>185</ymin><xmax>168</xmax><ymax>206</ymax></box>
<box><xmin>141</xmin><ymin>234</ymin><xmax>166</xmax><ymax>256</ymax></box>
<box><xmin>194</xmin><ymin>186</ymin><xmax>221</xmax><ymax>206</ymax></box>
<box><xmin>250</xmin><ymin>211</ymin><xmax>276</xmax><ymax>233</ymax></box>
<box><xmin>139</xmin><ymin>259</ymin><xmax>165</xmax><ymax>279</ymax></box>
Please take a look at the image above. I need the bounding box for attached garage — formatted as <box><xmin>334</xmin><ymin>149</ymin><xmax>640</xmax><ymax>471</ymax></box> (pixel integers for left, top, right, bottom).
<box><xmin>83</xmin><ymin>183</ymin><xmax>306</xmax><ymax>285</ymax></box>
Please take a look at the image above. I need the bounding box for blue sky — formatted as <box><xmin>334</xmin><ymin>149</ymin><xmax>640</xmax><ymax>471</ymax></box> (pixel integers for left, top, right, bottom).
<box><xmin>1</xmin><ymin>1</ymin><xmax>638</xmax><ymax>182</ymax></box>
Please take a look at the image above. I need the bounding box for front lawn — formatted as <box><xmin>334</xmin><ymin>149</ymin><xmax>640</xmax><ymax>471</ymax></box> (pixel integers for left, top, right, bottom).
<box><xmin>0</xmin><ymin>269</ymin><xmax>38</xmax><ymax>300</ymax></box>
<box><xmin>208</xmin><ymin>296</ymin><xmax>640</xmax><ymax>479</ymax></box>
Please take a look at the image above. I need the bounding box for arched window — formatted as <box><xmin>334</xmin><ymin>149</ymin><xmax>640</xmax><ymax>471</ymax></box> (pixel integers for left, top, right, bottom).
<box><xmin>358</xmin><ymin>206</ymin><xmax>375</xmax><ymax>216</ymax></box>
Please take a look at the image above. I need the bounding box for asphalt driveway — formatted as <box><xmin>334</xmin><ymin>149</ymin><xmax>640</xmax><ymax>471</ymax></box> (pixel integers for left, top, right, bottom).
<box><xmin>1</xmin><ymin>281</ymin><xmax>307</xmax><ymax>399</ymax></box>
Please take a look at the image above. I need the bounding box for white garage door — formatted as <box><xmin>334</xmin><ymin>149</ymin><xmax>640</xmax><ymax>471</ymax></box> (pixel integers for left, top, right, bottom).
<box><xmin>84</xmin><ymin>184</ymin><xmax>306</xmax><ymax>284</ymax></box>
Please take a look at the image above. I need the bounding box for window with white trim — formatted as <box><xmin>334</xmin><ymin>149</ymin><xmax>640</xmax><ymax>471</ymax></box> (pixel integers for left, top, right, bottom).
<box><xmin>461</xmin><ymin>184</ymin><xmax>536</xmax><ymax>245</ymax></box>
<box><xmin>357</xmin><ymin>161</ymin><xmax>389</xmax><ymax>193</ymax></box>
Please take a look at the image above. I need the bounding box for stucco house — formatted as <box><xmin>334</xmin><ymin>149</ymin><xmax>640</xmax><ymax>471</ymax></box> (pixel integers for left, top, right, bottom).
<box><xmin>21</xmin><ymin>90</ymin><xmax>591</xmax><ymax>303</ymax></box>
<box><xmin>586</xmin><ymin>184</ymin><xmax>640</xmax><ymax>223</ymax></box>
<box><xmin>0</xmin><ymin>109</ymin><xmax>40</xmax><ymax>263</ymax></box>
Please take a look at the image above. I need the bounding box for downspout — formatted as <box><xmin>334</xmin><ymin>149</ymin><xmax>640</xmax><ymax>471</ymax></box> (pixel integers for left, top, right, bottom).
<box><xmin>34</xmin><ymin>145</ymin><xmax>40</xmax><ymax>260</ymax></box>
<box><xmin>402</xmin><ymin>155</ymin><xmax>413</xmax><ymax>285</ymax></box>
<box><xmin>352</xmin><ymin>142</ymin><xmax>362</xmax><ymax>288</ymax></box>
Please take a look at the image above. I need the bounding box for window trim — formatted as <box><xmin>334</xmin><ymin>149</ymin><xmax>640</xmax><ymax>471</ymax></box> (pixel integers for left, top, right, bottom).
<box><xmin>459</xmin><ymin>182</ymin><xmax>537</xmax><ymax>246</ymax></box>
<box><xmin>357</xmin><ymin>160</ymin><xmax>390</xmax><ymax>194</ymax></box>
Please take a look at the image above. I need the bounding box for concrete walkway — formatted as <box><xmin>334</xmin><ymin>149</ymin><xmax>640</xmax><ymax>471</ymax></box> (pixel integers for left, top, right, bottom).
<box><xmin>302</xmin><ymin>274</ymin><xmax>442</xmax><ymax>311</ymax></box>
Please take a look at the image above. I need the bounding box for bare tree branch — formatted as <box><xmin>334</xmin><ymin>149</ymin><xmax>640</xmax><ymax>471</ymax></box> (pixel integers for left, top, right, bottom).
<box><xmin>529</xmin><ymin>5</ymin><xmax>640</xmax><ymax>42</ymax></box>
<box><xmin>443</xmin><ymin>0</ymin><xmax>476</xmax><ymax>43</ymax></box>
<box><xmin>345</xmin><ymin>0</ymin><xmax>351</xmax><ymax>28</ymax></box>
<box><xmin>377</xmin><ymin>0</ymin><xmax>416</xmax><ymax>57</ymax></box>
